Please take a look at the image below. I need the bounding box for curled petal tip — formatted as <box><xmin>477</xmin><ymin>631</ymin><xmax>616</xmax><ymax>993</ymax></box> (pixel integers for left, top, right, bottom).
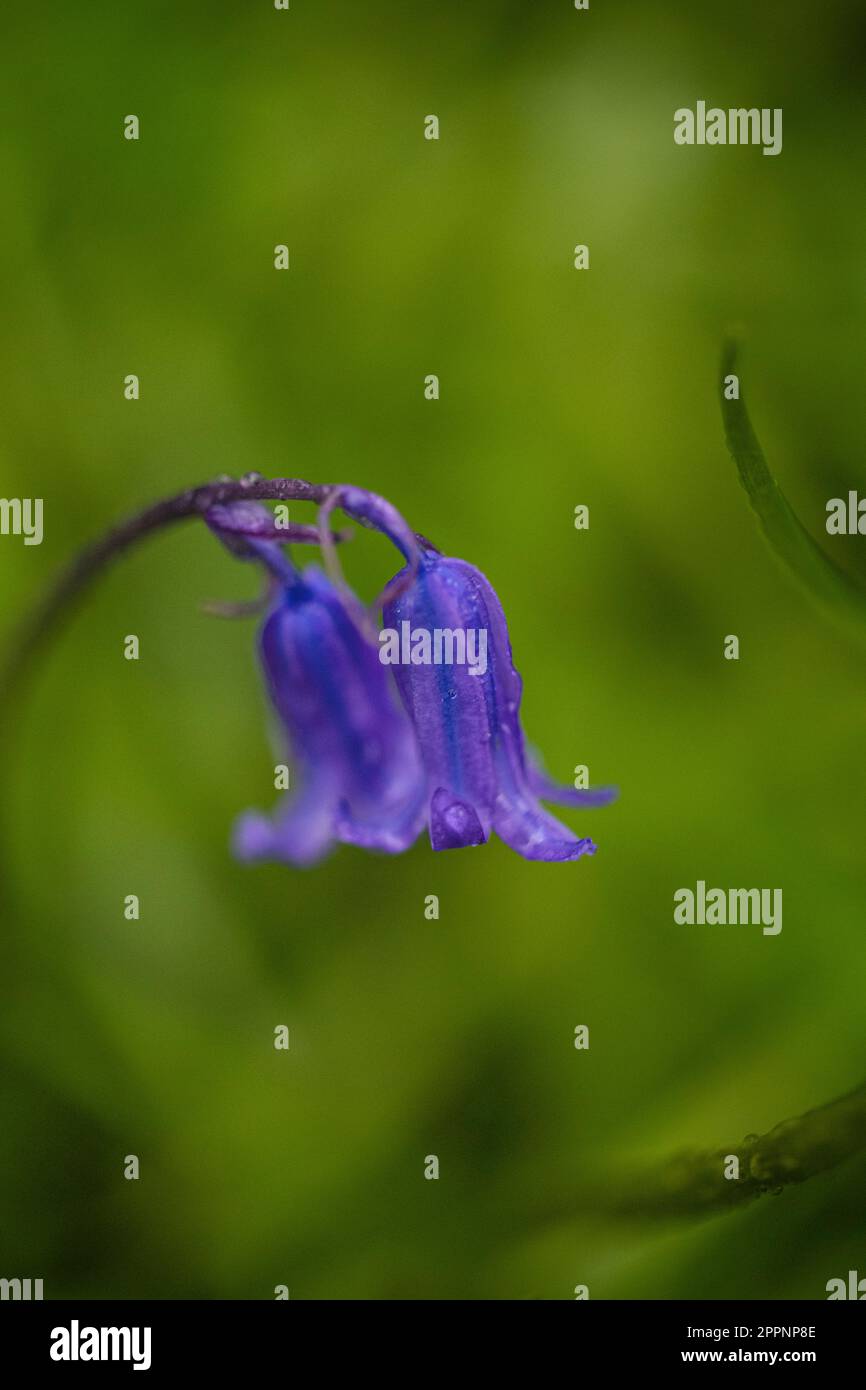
<box><xmin>529</xmin><ymin>767</ymin><xmax>619</xmax><ymax>809</ymax></box>
<box><xmin>233</xmin><ymin>811</ymin><xmax>276</xmax><ymax>863</ymax></box>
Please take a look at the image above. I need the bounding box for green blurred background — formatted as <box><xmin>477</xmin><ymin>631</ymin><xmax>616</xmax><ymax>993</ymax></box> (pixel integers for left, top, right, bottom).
<box><xmin>1</xmin><ymin>0</ymin><xmax>865</xmax><ymax>1299</ymax></box>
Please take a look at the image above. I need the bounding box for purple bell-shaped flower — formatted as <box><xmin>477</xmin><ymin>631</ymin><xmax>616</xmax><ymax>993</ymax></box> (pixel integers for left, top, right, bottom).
<box><xmin>381</xmin><ymin>543</ymin><xmax>616</xmax><ymax>861</ymax></box>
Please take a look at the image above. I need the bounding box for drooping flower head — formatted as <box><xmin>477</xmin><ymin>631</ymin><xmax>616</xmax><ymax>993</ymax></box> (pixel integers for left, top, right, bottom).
<box><xmin>0</xmin><ymin>467</ymin><xmax>615</xmax><ymax>871</ymax></box>
<box><xmin>381</xmin><ymin>540</ymin><xmax>616</xmax><ymax>861</ymax></box>
<box><xmin>205</xmin><ymin>493</ymin><xmax>426</xmax><ymax>866</ymax></box>
<box><xmin>206</xmin><ymin>482</ymin><xmax>615</xmax><ymax>867</ymax></box>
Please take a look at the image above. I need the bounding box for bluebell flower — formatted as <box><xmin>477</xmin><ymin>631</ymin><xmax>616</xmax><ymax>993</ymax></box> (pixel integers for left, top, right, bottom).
<box><xmin>382</xmin><ymin>543</ymin><xmax>616</xmax><ymax>861</ymax></box>
<box><xmin>206</xmin><ymin>498</ymin><xmax>426</xmax><ymax>866</ymax></box>
<box><xmin>6</xmin><ymin>470</ymin><xmax>616</xmax><ymax>870</ymax></box>
<box><xmin>207</xmin><ymin>488</ymin><xmax>614</xmax><ymax>867</ymax></box>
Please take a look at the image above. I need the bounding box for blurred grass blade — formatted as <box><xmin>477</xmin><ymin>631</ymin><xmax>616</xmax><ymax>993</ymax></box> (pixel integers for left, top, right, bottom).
<box><xmin>526</xmin><ymin>1076</ymin><xmax>866</xmax><ymax>1227</ymax></box>
<box><xmin>720</xmin><ymin>340</ymin><xmax>866</xmax><ymax>640</ymax></box>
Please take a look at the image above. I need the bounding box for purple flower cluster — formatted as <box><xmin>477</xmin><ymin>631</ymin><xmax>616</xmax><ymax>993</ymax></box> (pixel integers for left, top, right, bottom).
<box><xmin>206</xmin><ymin>487</ymin><xmax>615</xmax><ymax>867</ymax></box>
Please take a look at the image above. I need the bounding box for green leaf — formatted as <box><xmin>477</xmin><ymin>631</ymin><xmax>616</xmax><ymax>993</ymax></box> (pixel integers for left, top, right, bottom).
<box><xmin>720</xmin><ymin>340</ymin><xmax>866</xmax><ymax>641</ymax></box>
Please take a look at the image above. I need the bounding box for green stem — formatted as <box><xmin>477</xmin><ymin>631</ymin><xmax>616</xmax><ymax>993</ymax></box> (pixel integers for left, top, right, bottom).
<box><xmin>0</xmin><ymin>475</ymin><xmax>335</xmax><ymax>716</ymax></box>
<box><xmin>532</xmin><ymin>1079</ymin><xmax>866</xmax><ymax>1226</ymax></box>
<box><xmin>720</xmin><ymin>340</ymin><xmax>866</xmax><ymax>642</ymax></box>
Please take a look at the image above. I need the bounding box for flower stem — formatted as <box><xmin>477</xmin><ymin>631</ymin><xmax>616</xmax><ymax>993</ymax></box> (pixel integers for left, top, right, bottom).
<box><xmin>0</xmin><ymin>475</ymin><xmax>335</xmax><ymax>715</ymax></box>
<box><xmin>527</xmin><ymin>1077</ymin><xmax>866</xmax><ymax>1228</ymax></box>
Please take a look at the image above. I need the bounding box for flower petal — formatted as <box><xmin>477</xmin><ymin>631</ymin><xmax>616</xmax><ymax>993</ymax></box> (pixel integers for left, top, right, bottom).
<box><xmin>493</xmin><ymin>784</ymin><xmax>597</xmax><ymax>862</ymax></box>
<box><xmin>527</xmin><ymin>756</ymin><xmax>618</xmax><ymax>808</ymax></box>
<box><xmin>235</xmin><ymin>565</ymin><xmax>425</xmax><ymax>867</ymax></box>
<box><xmin>335</xmin><ymin>794</ymin><xmax>426</xmax><ymax>855</ymax></box>
<box><xmin>384</xmin><ymin>554</ymin><xmax>498</xmax><ymax>831</ymax></box>
<box><xmin>233</xmin><ymin>776</ymin><xmax>339</xmax><ymax>867</ymax></box>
